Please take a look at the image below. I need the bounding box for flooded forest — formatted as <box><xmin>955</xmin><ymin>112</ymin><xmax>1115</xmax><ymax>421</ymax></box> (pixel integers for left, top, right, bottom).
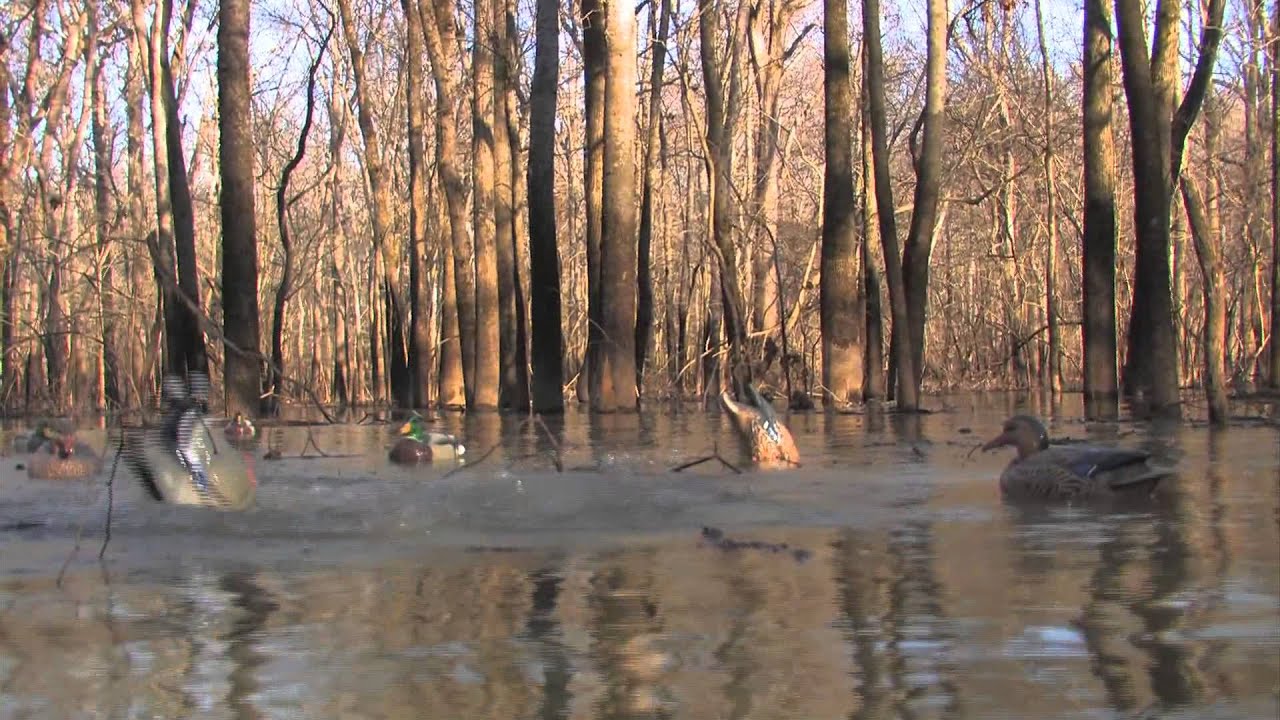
<box><xmin>0</xmin><ymin>0</ymin><xmax>1276</xmax><ymax>420</ymax></box>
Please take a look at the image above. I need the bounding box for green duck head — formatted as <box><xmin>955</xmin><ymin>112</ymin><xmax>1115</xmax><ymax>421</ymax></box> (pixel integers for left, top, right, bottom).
<box><xmin>397</xmin><ymin>413</ymin><xmax>428</xmax><ymax>443</ymax></box>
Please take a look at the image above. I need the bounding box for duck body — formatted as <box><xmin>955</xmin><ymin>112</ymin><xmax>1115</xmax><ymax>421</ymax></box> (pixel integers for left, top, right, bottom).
<box><xmin>983</xmin><ymin>415</ymin><xmax>1173</xmax><ymax>502</ymax></box>
<box><xmin>720</xmin><ymin>384</ymin><xmax>800</xmax><ymax>469</ymax></box>
<box><xmin>124</xmin><ymin>373</ymin><xmax>257</xmax><ymax>510</ymax></box>
<box><xmin>224</xmin><ymin>413</ymin><xmax>256</xmax><ymax>444</ymax></box>
<box><xmin>25</xmin><ymin>421</ymin><xmax>102</xmax><ymax>480</ymax></box>
<box><xmin>390</xmin><ymin>415</ymin><xmax>466</xmax><ymax>465</ymax></box>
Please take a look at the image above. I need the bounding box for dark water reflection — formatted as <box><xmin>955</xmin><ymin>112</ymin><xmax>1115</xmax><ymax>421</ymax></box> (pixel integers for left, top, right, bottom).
<box><xmin>0</xmin><ymin>394</ymin><xmax>1277</xmax><ymax>718</ymax></box>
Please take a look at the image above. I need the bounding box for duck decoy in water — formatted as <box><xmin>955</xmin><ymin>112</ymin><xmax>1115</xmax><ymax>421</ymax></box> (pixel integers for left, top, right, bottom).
<box><xmin>981</xmin><ymin>414</ymin><xmax>1174</xmax><ymax>502</ymax></box>
<box><xmin>25</xmin><ymin>420</ymin><xmax>102</xmax><ymax>480</ymax></box>
<box><xmin>720</xmin><ymin>383</ymin><xmax>800</xmax><ymax>468</ymax></box>
<box><xmin>123</xmin><ymin>372</ymin><xmax>257</xmax><ymax>510</ymax></box>
<box><xmin>224</xmin><ymin>413</ymin><xmax>256</xmax><ymax>443</ymax></box>
<box><xmin>389</xmin><ymin>414</ymin><xmax>466</xmax><ymax>464</ymax></box>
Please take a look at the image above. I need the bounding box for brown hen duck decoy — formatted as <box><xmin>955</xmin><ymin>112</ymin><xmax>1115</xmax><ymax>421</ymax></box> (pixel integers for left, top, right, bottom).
<box><xmin>25</xmin><ymin>420</ymin><xmax>102</xmax><ymax>480</ymax></box>
<box><xmin>720</xmin><ymin>383</ymin><xmax>800</xmax><ymax>469</ymax></box>
<box><xmin>981</xmin><ymin>415</ymin><xmax>1174</xmax><ymax>502</ymax></box>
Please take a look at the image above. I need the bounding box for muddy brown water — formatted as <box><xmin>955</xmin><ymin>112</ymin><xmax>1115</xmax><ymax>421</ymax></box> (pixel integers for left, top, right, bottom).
<box><xmin>0</xmin><ymin>393</ymin><xmax>1276</xmax><ymax>719</ymax></box>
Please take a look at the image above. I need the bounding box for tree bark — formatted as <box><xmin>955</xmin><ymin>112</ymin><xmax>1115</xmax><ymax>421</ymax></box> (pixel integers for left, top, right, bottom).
<box><xmin>472</xmin><ymin>0</ymin><xmax>501</xmax><ymax>409</ymax></box>
<box><xmin>417</xmin><ymin>0</ymin><xmax>471</xmax><ymax>407</ymax></box>
<box><xmin>403</xmin><ymin>0</ymin><xmax>433</xmax><ymax>408</ymax></box>
<box><xmin>581</xmin><ymin>0</ymin><xmax>606</xmax><ymax>405</ymax></box>
<box><xmin>899</xmin><ymin>0</ymin><xmax>947</xmax><ymax>400</ymax></box>
<box><xmin>88</xmin><ymin>19</ymin><xmax>120</xmax><ymax>409</ymax></box>
<box><xmin>820</xmin><ymin>0</ymin><xmax>864</xmax><ymax>407</ymax></box>
<box><xmin>593</xmin><ymin>0</ymin><xmax>638</xmax><ymax>411</ymax></box>
<box><xmin>1082</xmin><ymin>0</ymin><xmax>1119</xmax><ymax>417</ymax></box>
<box><xmin>636</xmin><ymin>0</ymin><xmax>671</xmax><ymax>391</ymax></box>
<box><xmin>860</xmin><ymin>69</ymin><xmax>885</xmax><ymax>402</ymax></box>
<box><xmin>1181</xmin><ymin>175</ymin><xmax>1227</xmax><ymax>423</ymax></box>
<box><xmin>1271</xmin><ymin>0</ymin><xmax>1280</xmax><ymax>389</ymax></box>
<box><xmin>528</xmin><ymin>0</ymin><xmax>564</xmax><ymax>413</ymax></box>
<box><xmin>862</xmin><ymin>0</ymin><xmax>918</xmax><ymax>410</ymax></box>
<box><xmin>220</xmin><ymin>0</ymin><xmax>263</xmax><ymax>415</ymax></box>
<box><xmin>493</xmin><ymin>0</ymin><xmax>525</xmax><ymax>411</ymax></box>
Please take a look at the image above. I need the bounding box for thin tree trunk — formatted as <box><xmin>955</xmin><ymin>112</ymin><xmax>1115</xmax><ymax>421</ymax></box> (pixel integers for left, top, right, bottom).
<box><xmin>860</xmin><ymin>71</ymin><xmax>885</xmax><ymax>402</ymax></box>
<box><xmin>1181</xmin><ymin>176</ymin><xmax>1227</xmax><ymax>423</ymax></box>
<box><xmin>1034</xmin><ymin>0</ymin><xmax>1061</xmax><ymax>395</ymax></box>
<box><xmin>528</xmin><ymin>0</ymin><xmax>564</xmax><ymax>413</ymax></box>
<box><xmin>593</xmin><ymin>0</ymin><xmax>638</xmax><ymax>411</ymax></box>
<box><xmin>636</xmin><ymin>0</ymin><xmax>671</xmax><ymax>392</ymax></box>
<box><xmin>862</xmin><ymin>0</ymin><xmax>918</xmax><ymax>410</ymax></box>
<box><xmin>1271</xmin><ymin>0</ymin><xmax>1280</xmax><ymax>388</ymax></box>
<box><xmin>493</xmin><ymin>0</ymin><xmax>524</xmax><ymax>410</ymax></box>
<box><xmin>1082</xmin><ymin>0</ymin><xmax>1119</xmax><ymax>417</ymax></box>
<box><xmin>821</xmin><ymin>0</ymin><xmax>864</xmax><ymax>407</ymax></box>
<box><xmin>220</xmin><ymin>0</ymin><xmax>264</xmax><ymax>415</ymax></box>
<box><xmin>403</xmin><ymin>0</ymin><xmax>432</xmax><ymax>408</ymax></box>
<box><xmin>88</xmin><ymin>25</ymin><xmax>120</xmax><ymax>409</ymax></box>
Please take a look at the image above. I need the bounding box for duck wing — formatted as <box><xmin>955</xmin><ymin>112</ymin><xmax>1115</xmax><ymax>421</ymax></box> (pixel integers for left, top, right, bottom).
<box><xmin>1044</xmin><ymin>443</ymin><xmax>1166</xmax><ymax>488</ymax></box>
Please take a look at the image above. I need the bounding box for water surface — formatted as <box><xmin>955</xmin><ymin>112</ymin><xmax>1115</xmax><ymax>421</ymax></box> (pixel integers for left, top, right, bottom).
<box><xmin>1</xmin><ymin>394</ymin><xmax>1277</xmax><ymax>719</ymax></box>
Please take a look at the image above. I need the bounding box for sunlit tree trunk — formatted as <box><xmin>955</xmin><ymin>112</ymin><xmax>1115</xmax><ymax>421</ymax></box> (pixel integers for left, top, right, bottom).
<box><xmin>418</xmin><ymin>0</ymin><xmax>471</xmax><ymax>407</ymax></box>
<box><xmin>219</xmin><ymin>0</ymin><xmax>263</xmax><ymax>415</ymax></box>
<box><xmin>1082</xmin><ymin>0</ymin><xmax>1119</xmax><ymax>417</ymax></box>
<box><xmin>403</xmin><ymin>0</ymin><xmax>432</xmax><ymax>408</ymax></box>
<box><xmin>1271</xmin><ymin>0</ymin><xmax>1280</xmax><ymax>389</ymax></box>
<box><xmin>88</xmin><ymin>11</ymin><xmax>120</xmax><ymax>409</ymax></box>
<box><xmin>471</xmin><ymin>0</ymin><xmax>501</xmax><ymax>409</ymax></box>
<box><xmin>493</xmin><ymin>0</ymin><xmax>527</xmax><ymax>411</ymax></box>
<box><xmin>900</xmin><ymin>0</ymin><xmax>947</xmax><ymax>400</ymax></box>
<box><xmin>1114</xmin><ymin>0</ymin><xmax>1224</xmax><ymax>414</ymax></box>
<box><xmin>636</xmin><ymin>0</ymin><xmax>671</xmax><ymax>392</ymax></box>
<box><xmin>581</xmin><ymin>0</ymin><xmax>605</xmax><ymax>405</ymax></box>
<box><xmin>592</xmin><ymin>0</ymin><xmax>638</xmax><ymax>411</ymax></box>
<box><xmin>820</xmin><ymin>0</ymin><xmax>864</xmax><ymax>406</ymax></box>
<box><xmin>528</xmin><ymin>0</ymin><xmax>564</xmax><ymax>413</ymax></box>
<box><xmin>860</xmin><ymin>68</ymin><xmax>885</xmax><ymax>402</ymax></box>
<box><xmin>862</xmin><ymin>0</ymin><xmax>918</xmax><ymax>410</ymax></box>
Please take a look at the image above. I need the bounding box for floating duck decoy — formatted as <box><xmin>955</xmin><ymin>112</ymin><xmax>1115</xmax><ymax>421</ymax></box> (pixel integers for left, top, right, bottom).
<box><xmin>981</xmin><ymin>414</ymin><xmax>1174</xmax><ymax>502</ymax></box>
<box><xmin>123</xmin><ymin>372</ymin><xmax>257</xmax><ymax>510</ymax></box>
<box><xmin>224</xmin><ymin>413</ymin><xmax>256</xmax><ymax>443</ymax></box>
<box><xmin>389</xmin><ymin>414</ymin><xmax>466</xmax><ymax>464</ymax></box>
<box><xmin>25</xmin><ymin>420</ymin><xmax>102</xmax><ymax>480</ymax></box>
<box><xmin>720</xmin><ymin>383</ymin><xmax>800</xmax><ymax>469</ymax></box>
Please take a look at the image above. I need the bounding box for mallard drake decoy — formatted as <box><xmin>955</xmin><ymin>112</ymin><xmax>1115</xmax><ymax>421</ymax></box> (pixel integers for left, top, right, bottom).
<box><xmin>225</xmin><ymin>413</ymin><xmax>256</xmax><ymax>442</ymax></box>
<box><xmin>981</xmin><ymin>414</ymin><xmax>1174</xmax><ymax>502</ymax></box>
<box><xmin>25</xmin><ymin>420</ymin><xmax>102</xmax><ymax>480</ymax></box>
<box><xmin>390</xmin><ymin>414</ymin><xmax>466</xmax><ymax>464</ymax></box>
<box><xmin>720</xmin><ymin>384</ymin><xmax>800</xmax><ymax>469</ymax></box>
<box><xmin>123</xmin><ymin>372</ymin><xmax>257</xmax><ymax>511</ymax></box>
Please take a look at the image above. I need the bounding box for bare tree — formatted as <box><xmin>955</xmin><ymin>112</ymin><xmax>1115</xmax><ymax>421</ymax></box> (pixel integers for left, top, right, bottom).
<box><xmin>472</xmin><ymin>0</ymin><xmax>501</xmax><ymax>409</ymax></box>
<box><xmin>528</xmin><ymin>0</ymin><xmax>565</xmax><ymax>412</ymax></box>
<box><xmin>220</xmin><ymin>0</ymin><xmax>264</xmax><ymax>415</ymax></box>
<box><xmin>636</xmin><ymin>0</ymin><xmax>671</xmax><ymax>390</ymax></box>
<box><xmin>580</xmin><ymin>0</ymin><xmax>606</xmax><ymax>405</ymax></box>
<box><xmin>1081</xmin><ymin>0</ymin><xmax>1119</xmax><ymax>417</ymax></box>
<box><xmin>403</xmin><ymin>0</ymin><xmax>433</xmax><ymax>408</ymax></box>
<box><xmin>1272</xmin><ymin>0</ymin><xmax>1280</xmax><ymax>389</ymax></box>
<box><xmin>592</xmin><ymin>0</ymin><xmax>638</xmax><ymax>411</ymax></box>
<box><xmin>820</xmin><ymin>0</ymin><xmax>864</xmax><ymax>406</ymax></box>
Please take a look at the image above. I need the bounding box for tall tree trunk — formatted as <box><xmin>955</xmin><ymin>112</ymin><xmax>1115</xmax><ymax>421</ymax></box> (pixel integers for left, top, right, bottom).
<box><xmin>1271</xmin><ymin>0</ymin><xmax>1280</xmax><ymax>389</ymax></box>
<box><xmin>528</xmin><ymin>0</ymin><xmax>563</xmax><ymax>413</ymax></box>
<box><xmin>337</xmin><ymin>0</ymin><xmax>409</xmax><ymax>407</ymax></box>
<box><xmin>899</xmin><ymin>0</ymin><xmax>947</xmax><ymax>400</ymax></box>
<box><xmin>698</xmin><ymin>0</ymin><xmax>751</xmax><ymax>391</ymax></box>
<box><xmin>581</xmin><ymin>0</ymin><xmax>606</xmax><ymax>405</ymax></box>
<box><xmin>1033</xmin><ymin>0</ymin><xmax>1061</xmax><ymax>395</ymax></box>
<box><xmin>592</xmin><ymin>0</ymin><xmax>638</xmax><ymax>411</ymax></box>
<box><xmin>820</xmin><ymin>0</ymin><xmax>864</xmax><ymax>406</ymax></box>
<box><xmin>1114</xmin><ymin>0</ymin><xmax>1224</xmax><ymax>414</ymax></box>
<box><xmin>471</xmin><ymin>0</ymin><xmax>501</xmax><ymax>409</ymax></box>
<box><xmin>89</xmin><ymin>30</ymin><xmax>120</xmax><ymax>409</ymax></box>
<box><xmin>636</xmin><ymin>0</ymin><xmax>671</xmax><ymax>392</ymax></box>
<box><xmin>162</xmin><ymin>23</ymin><xmax>207</xmax><ymax>375</ymax></box>
<box><xmin>403</xmin><ymin>0</ymin><xmax>432</xmax><ymax>408</ymax></box>
<box><xmin>1082</xmin><ymin>0</ymin><xmax>1119</xmax><ymax>417</ymax></box>
<box><xmin>417</xmin><ymin>0</ymin><xmax>471</xmax><ymax>407</ymax></box>
<box><xmin>220</xmin><ymin>0</ymin><xmax>263</xmax><ymax>415</ymax></box>
<box><xmin>493</xmin><ymin>0</ymin><xmax>524</xmax><ymax>410</ymax></box>
<box><xmin>501</xmin><ymin>4</ymin><xmax>531</xmax><ymax>412</ymax></box>
<box><xmin>1180</xmin><ymin>125</ymin><xmax>1227</xmax><ymax>422</ymax></box>
<box><xmin>0</xmin><ymin>27</ymin><xmax>13</xmax><ymax>407</ymax></box>
<box><xmin>860</xmin><ymin>73</ymin><xmax>885</xmax><ymax>401</ymax></box>
<box><xmin>862</xmin><ymin>0</ymin><xmax>918</xmax><ymax>410</ymax></box>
